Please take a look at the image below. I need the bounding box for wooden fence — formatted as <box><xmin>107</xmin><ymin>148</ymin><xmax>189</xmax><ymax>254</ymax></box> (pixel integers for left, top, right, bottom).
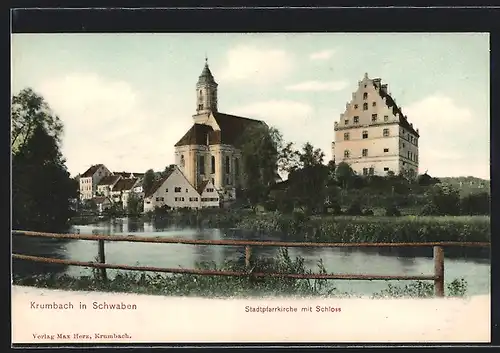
<box><xmin>11</xmin><ymin>230</ymin><xmax>491</xmax><ymax>297</ymax></box>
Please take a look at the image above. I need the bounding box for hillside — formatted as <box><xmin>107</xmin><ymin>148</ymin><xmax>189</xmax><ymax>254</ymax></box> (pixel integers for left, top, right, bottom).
<box><xmin>437</xmin><ymin>176</ymin><xmax>490</xmax><ymax>195</ymax></box>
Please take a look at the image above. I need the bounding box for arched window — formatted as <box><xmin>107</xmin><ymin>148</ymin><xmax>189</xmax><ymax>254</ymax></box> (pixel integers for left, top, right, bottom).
<box><xmin>363</xmin><ymin>92</ymin><xmax>368</xmax><ymax>100</ymax></box>
<box><xmin>225</xmin><ymin>156</ymin><xmax>230</xmax><ymax>174</ymax></box>
<box><xmin>211</xmin><ymin>155</ymin><xmax>215</xmax><ymax>174</ymax></box>
<box><xmin>180</xmin><ymin>155</ymin><xmax>185</xmax><ymax>167</ymax></box>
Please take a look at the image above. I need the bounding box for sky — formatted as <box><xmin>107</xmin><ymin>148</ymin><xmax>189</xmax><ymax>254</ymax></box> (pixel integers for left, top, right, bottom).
<box><xmin>11</xmin><ymin>33</ymin><xmax>490</xmax><ymax>179</ymax></box>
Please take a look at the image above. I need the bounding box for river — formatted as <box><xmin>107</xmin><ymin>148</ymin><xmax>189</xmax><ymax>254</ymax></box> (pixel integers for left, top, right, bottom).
<box><xmin>12</xmin><ymin>217</ymin><xmax>491</xmax><ymax>296</ymax></box>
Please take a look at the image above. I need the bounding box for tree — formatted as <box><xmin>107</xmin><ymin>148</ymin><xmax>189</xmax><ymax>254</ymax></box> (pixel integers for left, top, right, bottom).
<box><xmin>11</xmin><ymin>88</ymin><xmax>63</xmax><ymax>154</ymax></box>
<box><xmin>127</xmin><ymin>192</ymin><xmax>144</xmax><ymax>216</ymax></box>
<box><xmin>335</xmin><ymin>162</ymin><xmax>355</xmax><ymax>190</ymax></box>
<box><xmin>143</xmin><ymin>169</ymin><xmax>157</xmax><ymax>196</ymax></box>
<box><xmin>12</xmin><ymin>91</ymin><xmax>77</xmax><ymax>232</ymax></box>
<box><xmin>236</xmin><ymin>124</ymin><xmax>282</xmax><ymax>206</ymax></box>
<box><xmin>421</xmin><ymin>183</ymin><xmax>461</xmax><ymax>216</ymax></box>
<box><xmin>286</xmin><ymin>143</ymin><xmax>329</xmax><ymax>214</ymax></box>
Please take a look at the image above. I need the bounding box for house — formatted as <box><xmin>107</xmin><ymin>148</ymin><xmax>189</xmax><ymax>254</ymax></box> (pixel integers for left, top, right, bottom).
<box><xmin>110</xmin><ymin>177</ymin><xmax>141</xmax><ymax>209</ymax></box>
<box><xmin>143</xmin><ymin>165</ymin><xmax>205</xmax><ymax>212</ymax></box>
<box><xmin>197</xmin><ymin>179</ymin><xmax>220</xmax><ymax>208</ymax></box>
<box><xmin>79</xmin><ymin>164</ymin><xmax>112</xmax><ymax>200</ymax></box>
<box><xmin>96</xmin><ymin>174</ymin><xmax>122</xmax><ymax>197</ymax></box>
<box><xmin>92</xmin><ymin>196</ymin><xmax>113</xmax><ymax>214</ymax></box>
<box><xmin>332</xmin><ymin>73</ymin><xmax>420</xmax><ymax>179</ymax></box>
<box><xmin>174</xmin><ymin>58</ymin><xmax>267</xmax><ymax>203</ymax></box>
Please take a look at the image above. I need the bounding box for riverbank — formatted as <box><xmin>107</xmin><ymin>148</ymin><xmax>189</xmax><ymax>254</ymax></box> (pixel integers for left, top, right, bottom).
<box><xmin>70</xmin><ymin>210</ymin><xmax>491</xmax><ymax>243</ymax></box>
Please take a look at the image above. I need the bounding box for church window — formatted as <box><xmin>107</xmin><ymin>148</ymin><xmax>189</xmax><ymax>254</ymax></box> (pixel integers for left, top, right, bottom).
<box><xmin>344</xmin><ymin>150</ymin><xmax>350</xmax><ymax>158</ymax></box>
<box><xmin>199</xmin><ymin>156</ymin><xmax>205</xmax><ymax>175</ymax></box>
<box><xmin>363</xmin><ymin>103</ymin><xmax>368</xmax><ymax>110</ymax></box>
<box><xmin>225</xmin><ymin>156</ymin><xmax>230</xmax><ymax>174</ymax></box>
<box><xmin>383</xmin><ymin>128</ymin><xmax>389</xmax><ymax>137</ymax></box>
<box><xmin>363</xmin><ymin>92</ymin><xmax>368</xmax><ymax>100</ymax></box>
<box><xmin>344</xmin><ymin>132</ymin><xmax>350</xmax><ymax>140</ymax></box>
<box><xmin>362</xmin><ymin>149</ymin><xmax>368</xmax><ymax>157</ymax></box>
<box><xmin>353</xmin><ymin>116</ymin><xmax>359</xmax><ymax>123</ymax></box>
<box><xmin>180</xmin><ymin>155</ymin><xmax>185</xmax><ymax>167</ymax></box>
<box><xmin>211</xmin><ymin>155</ymin><xmax>215</xmax><ymax>174</ymax></box>
<box><xmin>362</xmin><ymin>130</ymin><xmax>368</xmax><ymax>139</ymax></box>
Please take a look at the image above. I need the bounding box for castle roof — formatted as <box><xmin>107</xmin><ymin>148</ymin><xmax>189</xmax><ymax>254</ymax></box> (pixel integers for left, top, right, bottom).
<box><xmin>372</xmin><ymin>79</ymin><xmax>419</xmax><ymax>137</ymax></box>
<box><xmin>175</xmin><ymin>112</ymin><xmax>265</xmax><ymax>147</ymax></box>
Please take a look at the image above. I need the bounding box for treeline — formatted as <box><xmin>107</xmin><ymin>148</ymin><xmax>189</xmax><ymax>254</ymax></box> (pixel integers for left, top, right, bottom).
<box><xmin>234</xmin><ymin>125</ymin><xmax>490</xmax><ymax>217</ymax></box>
<box><xmin>11</xmin><ymin>88</ymin><xmax>78</xmax><ymax>232</ymax></box>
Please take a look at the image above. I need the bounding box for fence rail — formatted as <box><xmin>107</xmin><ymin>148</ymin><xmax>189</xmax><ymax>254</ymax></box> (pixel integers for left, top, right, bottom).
<box><xmin>12</xmin><ymin>230</ymin><xmax>491</xmax><ymax>297</ymax></box>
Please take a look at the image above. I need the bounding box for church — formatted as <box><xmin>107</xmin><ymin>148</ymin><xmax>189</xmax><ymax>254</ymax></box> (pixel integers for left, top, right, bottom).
<box><xmin>174</xmin><ymin>59</ymin><xmax>266</xmax><ymax>202</ymax></box>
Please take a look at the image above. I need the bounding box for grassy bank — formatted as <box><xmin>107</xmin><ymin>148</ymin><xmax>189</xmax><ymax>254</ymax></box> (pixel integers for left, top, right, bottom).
<box><xmin>13</xmin><ymin>249</ymin><xmax>468</xmax><ymax>299</ymax></box>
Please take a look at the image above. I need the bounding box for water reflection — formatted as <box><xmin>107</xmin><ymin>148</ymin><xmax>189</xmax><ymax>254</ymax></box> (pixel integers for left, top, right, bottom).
<box><xmin>11</xmin><ymin>218</ymin><xmax>491</xmax><ymax>295</ymax></box>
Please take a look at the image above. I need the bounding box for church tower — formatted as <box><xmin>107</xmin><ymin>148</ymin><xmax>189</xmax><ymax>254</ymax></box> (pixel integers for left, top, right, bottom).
<box><xmin>195</xmin><ymin>57</ymin><xmax>218</xmax><ymax>115</ymax></box>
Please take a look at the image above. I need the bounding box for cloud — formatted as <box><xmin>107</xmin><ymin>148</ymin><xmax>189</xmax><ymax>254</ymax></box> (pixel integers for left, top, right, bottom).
<box><xmin>36</xmin><ymin>73</ymin><xmax>191</xmax><ymax>176</ymax></box>
<box><xmin>285</xmin><ymin>80</ymin><xmax>348</xmax><ymax>92</ymax></box>
<box><xmin>218</xmin><ymin>45</ymin><xmax>294</xmax><ymax>85</ymax></box>
<box><xmin>404</xmin><ymin>93</ymin><xmax>489</xmax><ymax>179</ymax></box>
<box><xmin>309</xmin><ymin>49</ymin><xmax>335</xmax><ymax>61</ymax></box>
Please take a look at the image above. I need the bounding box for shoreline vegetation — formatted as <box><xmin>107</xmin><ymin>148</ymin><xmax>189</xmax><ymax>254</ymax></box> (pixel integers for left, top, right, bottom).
<box><xmin>70</xmin><ymin>208</ymin><xmax>491</xmax><ymax>244</ymax></box>
<box><xmin>13</xmin><ymin>248</ymin><xmax>469</xmax><ymax>299</ymax></box>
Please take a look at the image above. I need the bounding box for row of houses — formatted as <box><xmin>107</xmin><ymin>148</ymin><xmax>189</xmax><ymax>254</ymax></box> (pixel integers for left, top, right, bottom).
<box><xmin>78</xmin><ymin>164</ymin><xmax>145</xmax><ymax>211</ymax></box>
<box><xmin>78</xmin><ymin>163</ymin><xmax>222</xmax><ymax>213</ymax></box>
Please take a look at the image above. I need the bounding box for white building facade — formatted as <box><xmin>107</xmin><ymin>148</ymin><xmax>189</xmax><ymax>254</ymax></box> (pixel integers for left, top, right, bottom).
<box><xmin>79</xmin><ymin>164</ymin><xmax>112</xmax><ymax>200</ymax></box>
<box><xmin>332</xmin><ymin>73</ymin><xmax>420</xmax><ymax>178</ymax></box>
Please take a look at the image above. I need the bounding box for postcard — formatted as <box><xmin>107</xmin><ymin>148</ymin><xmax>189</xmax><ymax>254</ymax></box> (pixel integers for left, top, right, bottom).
<box><xmin>11</xmin><ymin>30</ymin><xmax>491</xmax><ymax>345</ymax></box>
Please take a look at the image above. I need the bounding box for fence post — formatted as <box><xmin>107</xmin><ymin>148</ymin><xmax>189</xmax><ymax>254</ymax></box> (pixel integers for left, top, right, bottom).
<box><xmin>98</xmin><ymin>239</ymin><xmax>108</xmax><ymax>282</ymax></box>
<box><xmin>433</xmin><ymin>246</ymin><xmax>444</xmax><ymax>297</ymax></box>
<box><xmin>245</xmin><ymin>245</ymin><xmax>252</xmax><ymax>271</ymax></box>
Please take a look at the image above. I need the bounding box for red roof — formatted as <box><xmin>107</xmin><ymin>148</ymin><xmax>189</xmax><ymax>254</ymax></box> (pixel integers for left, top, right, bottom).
<box><xmin>81</xmin><ymin>164</ymin><xmax>105</xmax><ymax>177</ymax></box>
<box><xmin>175</xmin><ymin>112</ymin><xmax>265</xmax><ymax>147</ymax></box>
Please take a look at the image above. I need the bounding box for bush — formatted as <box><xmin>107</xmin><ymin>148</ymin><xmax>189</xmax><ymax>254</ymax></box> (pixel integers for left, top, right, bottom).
<box><xmin>385</xmin><ymin>204</ymin><xmax>401</xmax><ymax>217</ymax></box>
<box><xmin>346</xmin><ymin>202</ymin><xmax>363</xmax><ymax>216</ymax></box>
<box><xmin>423</xmin><ymin>183</ymin><xmax>461</xmax><ymax>215</ymax></box>
<box><xmin>363</xmin><ymin>208</ymin><xmax>374</xmax><ymax>216</ymax></box>
<box><xmin>460</xmin><ymin>192</ymin><xmax>490</xmax><ymax>215</ymax></box>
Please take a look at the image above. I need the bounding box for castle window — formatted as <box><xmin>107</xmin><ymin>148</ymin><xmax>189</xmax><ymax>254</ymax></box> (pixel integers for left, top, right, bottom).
<box><xmin>372</xmin><ymin>102</ymin><xmax>376</xmax><ymax>107</ymax></box>
<box><xmin>384</xmin><ymin>115</ymin><xmax>389</xmax><ymax>122</ymax></box>
<box><xmin>369</xmin><ymin>167</ymin><xmax>374</xmax><ymax>175</ymax></box>
<box><xmin>225</xmin><ymin>156</ymin><xmax>230</xmax><ymax>174</ymax></box>
<box><xmin>383</xmin><ymin>128</ymin><xmax>390</xmax><ymax>137</ymax></box>
<box><xmin>384</xmin><ymin>148</ymin><xmax>389</xmax><ymax>153</ymax></box>
<box><xmin>362</xmin><ymin>149</ymin><xmax>368</xmax><ymax>157</ymax></box>
<box><xmin>363</xmin><ymin>103</ymin><xmax>368</xmax><ymax>110</ymax></box>
<box><xmin>344</xmin><ymin>119</ymin><xmax>349</xmax><ymax>125</ymax></box>
<box><xmin>363</xmin><ymin>92</ymin><xmax>368</xmax><ymax>100</ymax></box>
<box><xmin>344</xmin><ymin>150</ymin><xmax>350</xmax><ymax>158</ymax></box>
<box><xmin>372</xmin><ymin>114</ymin><xmax>378</xmax><ymax>122</ymax></box>
<box><xmin>211</xmin><ymin>155</ymin><xmax>215</xmax><ymax>174</ymax></box>
<box><xmin>384</xmin><ymin>167</ymin><xmax>389</xmax><ymax>171</ymax></box>
<box><xmin>344</xmin><ymin>132</ymin><xmax>350</xmax><ymax>141</ymax></box>
<box><xmin>353</xmin><ymin>116</ymin><xmax>359</xmax><ymax>123</ymax></box>
<box><xmin>363</xmin><ymin>168</ymin><xmax>368</xmax><ymax>176</ymax></box>
<box><xmin>362</xmin><ymin>130</ymin><xmax>368</xmax><ymax>139</ymax></box>
<box><xmin>354</xmin><ymin>104</ymin><xmax>358</xmax><ymax>109</ymax></box>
